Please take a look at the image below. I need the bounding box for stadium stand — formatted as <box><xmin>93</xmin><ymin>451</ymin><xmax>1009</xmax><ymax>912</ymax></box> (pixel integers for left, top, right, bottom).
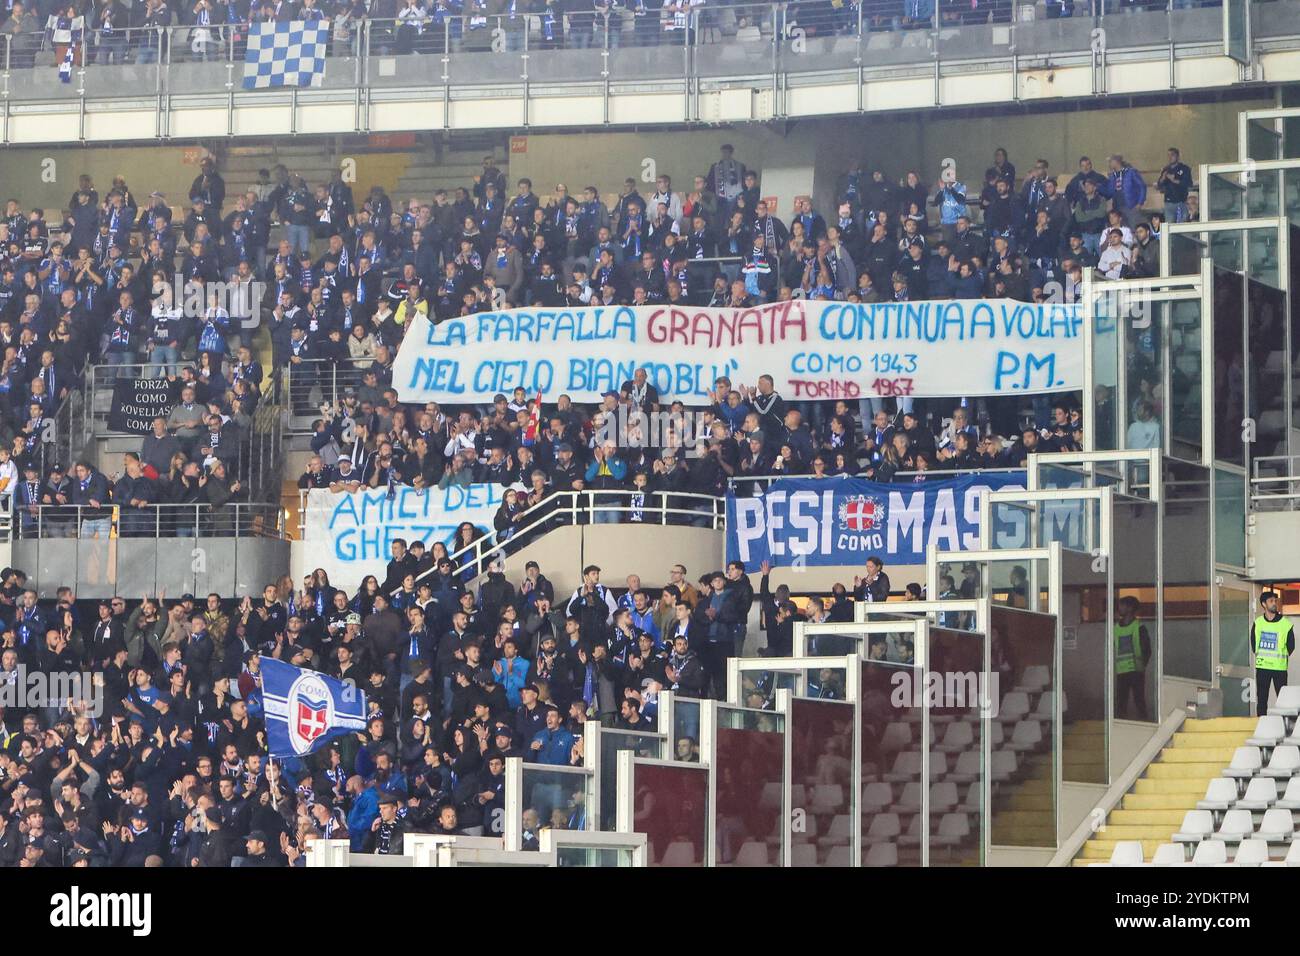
<box><xmin>0</xmin><ymin>4</ymin><xmax>1298</xmax><ymax>876</ymax></box>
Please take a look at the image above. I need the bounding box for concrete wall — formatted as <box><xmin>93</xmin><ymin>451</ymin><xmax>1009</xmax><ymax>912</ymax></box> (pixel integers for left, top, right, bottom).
<box><xmin>13</xmin><ymin>536</ymin><xmax>290</xmax><ymax>599</ymax></box>
<box><xmin>0</xmin><ymin>95</ymin><xmax>1271</xmax><ymax>223</ymax></box>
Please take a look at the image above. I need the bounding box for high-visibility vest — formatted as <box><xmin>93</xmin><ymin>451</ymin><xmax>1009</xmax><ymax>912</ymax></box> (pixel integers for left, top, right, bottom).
<box><xmin>1254</xmin><ymin>614</ymin><xmax>1293</xmax><ymax>671</ymax></box>
<box><xmin>1115</xmin><ymin>620</ymin><xmax>1142</xmax><ymax>674</ymax></box>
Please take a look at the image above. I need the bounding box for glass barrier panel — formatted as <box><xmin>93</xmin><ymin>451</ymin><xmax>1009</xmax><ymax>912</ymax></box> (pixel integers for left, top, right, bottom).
<box><xmin>597</xmin><ymin>728</ymin><xmax>664</xmax><ymax>831</ymax></box>
<box><xmin>715</xmin><ymin>706</ymin><xmax>786</xmax><ymax>865</ymax></box>
<box><xmin>520</xmin><ymin>766</ymin><xmax>590</xmax><ymax>836</ymax></box>
<box><xmin>925</xmin><ymin>626</ymin><xmax>986</xmax><ymax>866</ymax></box>
<box><xmin>1207</xmin><ymin>172</ymin><xmax>1244</xmax><ymax>222</ymax></box>
<box><xmin>988</xmin><ymin>500</ymin><xmax>1033</xmax><ymax>551</ymax></box>
<box><xmin>634</xmin><ymin>762</ymin><xmax>708</xmax><ymax>866</ymax></box>
<box><xmin>861</xmin><ymin>658</ymin><xmax>921</xmax><ymax>867</ymax></box>
<box><xmin>936</xmin><ymin>557</ymin><xmax>1046</xmax><ymax>613</ymax></box>
<box><xmin>1214</xmin><ymin>468</ymin><xmax>1247</xmax><ymax>568</ymax></box>
<box><xmin>557</xmin><ymin>845</ymin><xmax>636</xmax><ymax>866</ymax></box>
<box><xmin>1092</xmin><ymin>287</ymin><xmax>1121</xmax><ymax>451</ymax></box>
<box><xmin>1060</xmin><ymin>548</ymin><xmax>1109</xmax><ymax>783</ymax></box>
<box><xmin>672</xmin><ymin>698</ymin><xmax>702</xmax><ymax>762</ymax></box>
<box><xmin>1246</xmin><ymin>168</ymin><xmax>1281</xmax><ymax>218</ymax></box>
<box><xmin>988</xmin><ymin>607</ymin><xmax>1057</xmax><ymax>849</ymax></box>
<box><xmin>789</xmin><ymin>698</ymin><xmax>855</xmax><ymax>866</ymax></box>
<box><xmin>1163</xmin><ymin>460</ymin><xmax>1213</xmax><ymax>681</ymax></box>
<box><xmin>1212</xmin><ymin>264</ymin><xmax>1245</xmax><ymax>467</ymax></box>
<box><xmin>738</xmin><ymin>669</ymin><xmax>800</xmax><ymax>710</ymax></box>
<box><xmin>1111</xmin><ymin>493</ymin><xmax>1160</xmax><ymax>723</ymax></box>
<box><xmin>1169</xmin><ymin>298</ymin><xmax>1205</xmax><ymax>462</ymax></box>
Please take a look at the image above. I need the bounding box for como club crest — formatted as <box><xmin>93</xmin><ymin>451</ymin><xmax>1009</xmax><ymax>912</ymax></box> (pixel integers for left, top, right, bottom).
<box><xmin>288</xmin><ymin>672</ymin><xmax>334</xmax><ymax>755</ymax></box>
<box><xmin>839</xmin><ymin>494</ymin><xmax>885</xmax><ymax>532</ymax></box>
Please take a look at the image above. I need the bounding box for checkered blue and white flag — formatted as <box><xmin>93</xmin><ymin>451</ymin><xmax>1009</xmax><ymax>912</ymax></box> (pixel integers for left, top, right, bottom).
<box><xmin>242</xmin><ymin>19</ymin><xmax>329</xmax><ymax>90</ymax></box>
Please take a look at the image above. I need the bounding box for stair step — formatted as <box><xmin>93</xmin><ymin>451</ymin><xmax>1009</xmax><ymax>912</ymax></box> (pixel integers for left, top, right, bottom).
<box><xmin>1122</xmin><ymin>792</ymin><xmax>1207</xmax><ymax>811</ymax></box>
<box><xmin>1170</xmin><ymin>731</ymin><xmax>1254</xmax><ymax>748</ymax></box>
<box><xmin>1182</xmin><ymin>717</ymin><xmax>1258</xmax><ymax>733</ymax></box>
<box><xmin>1143</xmin><ymin>762</ymin><xmax>1231</xmax><ymax>779</ymax></box>
<box><xmin>1132</xmin><ymin>778</ymin><xmax>1216</xmax><ymax>795</ymax></box>
<box><xmin>1106</xmin><ymin>808</ymin><xmax>1192</xmax><ymax>826</ymax></box>
<box><xmin>1157</xmin><ymin>747</ymin><xmax>1242</xmax><ymax>764</ymax></box>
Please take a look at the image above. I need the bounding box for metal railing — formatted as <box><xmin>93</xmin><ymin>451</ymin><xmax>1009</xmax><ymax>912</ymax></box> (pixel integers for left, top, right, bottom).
<box><xmin>283</xmin><ymin>359</ymin><xmax>368</xmax><ymax>431</ymax></box>
<box><xmin>333</xmin><ymin>486</ymin><xmax>728</xmax><ymax>593</ymax></box>
<box><xmin>0</xmin><ymin>0</ymin><xmax>1273</xmax><ymax>110</ymax></box>
<box><xmin>727</xmin><ymin>464</ymin><xmax>1026</xmax><ymax>494</ymax></box>
<box><xmin>81</xmin><ymin>362</ymin><xmax>282</xmax><ymax>500</ymax></box>
<box><xmin>12</xmin><ymin>502</ymin><xmax>284</xmax><ymax>539</ymax></box>
<box><xmin>1250</xmin><ymin>454</ymin><xmax>1300</xmax><ymax>510</ymax></box>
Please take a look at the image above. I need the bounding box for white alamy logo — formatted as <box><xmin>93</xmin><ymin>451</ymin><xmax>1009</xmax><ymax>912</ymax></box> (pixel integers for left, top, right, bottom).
<box><xmin>49</xmin><ymin>887</ymin><xmax>152</xmax><ymax>937</ymax></box>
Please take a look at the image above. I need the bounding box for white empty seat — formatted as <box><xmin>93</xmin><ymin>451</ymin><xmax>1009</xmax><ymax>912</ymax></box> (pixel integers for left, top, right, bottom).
<box><xmin>928</xmin><ymin>751</ymin><xmax>949</xmax><ymax>778</ymax></box>
<box><xmin>1247</xmin><ymin>715</ymin><xmax>1287</xmax><ymax>748</ymax></box>
<box><xmin>933</xmin><ymin>812</ymin><xmax>971</xmax><ymax>847</ymax></box>
<box><xmin>1286</xmin><ymin>841</ymin><xmax>1300</xmax><ymax>866</ymax></box>
<box><xmin>947</xmin><ymin>750</ymin><xmax>982</xmax><ymax>784</ymax></box>
<box><xmin>937</xmin><ymin>721</ymin><xmax>974</xmax><ymax>754</ymax></box>
<box><xmin>758</xmin><ymin>781</ymin><xmax>783</xmax><ymax>810</ymax></box>
<box><xmin>1236</xmin><ymin>777</ymin><xmax>1279</xmax><ymax>811</ymax></box>
<box><xmin>997</xmin><ymin>692</ymin><xmax>1030</xmax><ymax>724</ymax></box>
<box><xmin>1276</xmin><ymin>777</ymin><xmax>1300</xmax><ymax>810</ymax></box>
<box><xmin>824</xmin><ymin>844</ymin><xmax>852</xmax><ymax>867</ymax></box>
<box><xmin>990</xmin><ymin>749</ymin><xmax>1018</xmax><ymax>782</ymax></box>
<box><xmin>733</xmin><ymin>841</ymin><xmax>769</xmax><ymax>866</ymax></box>
<box><xmin>1272</xmin><ymin>685</ymin><xmax>1300</xmax><ymax>719</ymax></box>
<box><xmin>659</xmin><ymin>841</ymin><xmax>696</xmax><ymax>866</ymax></box>
<box><xmin>816</xmin><ymin>814</ymin><xmax>852</xmax><ymax>848</ymax></box>
<box><xmin>1192</xmin><ymin>840</ymin><xmax>1228</xmax><ymax>866</ymax></box>
<box><xmin>862</xmin><ymin>782</ymin><xmax>893</xmax><ymax>813</ymax></box>
<box><xmin>1223</xmin><ymin>747</ymin><xmax>1264</xmax><ymax>779</ymax></box>
<box><xmin>1172</xmin><ymin>809</ymin><xmax>1215</xmax><ymax>843</ymax></box>
<box><xmin>790</xmin><ymin>843</ymin><xmax>818</xmax><ymax>867</ymax></box>
<box><xmin>1033</xmin><ymin>691</ymin><xmax>1058</xmax><ymax>721</ymax></box>
<box><xmin>1257</xmin><ymin>808</ymin><xmax>1296</xmax><ymax>843</ymax></box>
<box><xmin>1108</xmin><ymin>841</ymin><xmax>1145</xmax><ymax>866</ymax></box>
<box><xmin>865</xmin><ymin>813</ymin><xmax>901</xmax><ymax>843</ymax></box>
<box><xmin>929</xmin><ymin>781</ymin><xmax>959</xmax><ymax>815</ymax></box>
<box><xmin>1008</xmin><ymin>720</ymin><xmax>1043</xmax><ymax>753</ymax></box>
<box><xmin>1215</xmin><ymin>809</ymin><xmax>1254</xmax><ymax>843</ymax></box>
<box><xmin>789</xmin><ymin>784</ymin><xmax>807</xmax><ymax>809</ymax></box>
<box><xmin>1197</xmin><ymin>777</ymin><xmax>1239</xmax><ymax>812</ymax></box>
<box><xmin>987</xmin><ymin>722</ymin><xmax>1004</xmax><ymax>749</ymax></box>
<box><xmin>1151</xmin><ymin>843</ymin><xmax>1187</xmax><ymax>866</ymax></box>
<box><xmin>864</xmin><ymin>842</ymin><xmax>898</xmax><ymax>867</ymax></box>
<box><xmin>884</xmin><ymin>751</ymin><xmax>923</xmax><ymax>782</ymax></box>
<box><xmin>961</xmin><ymin>783</ymin><xmax>981</xmax><ymax>813</ymax></box>
<box><xmin>1263</xmin><ymin>746</ymin><xmax>1300</xmax><ymax>779</ymax></box>
<box><xmin>1015</xmin><ymin>665</ymin><xmax>1050</xmax><ymax>695</ymax></box>
<box><xmin>1231</xmin><ymin>838</ymin><xmax>1270</xmax><ymax>866</ymax></box>
<box><xmin>897</xmin><ymin>813</ymin><xmax>925</xmax><ymax>847</ymax></box>
<box><xmin>810</xmin><ymin>784</ymin><xmax>844</xmax><ymax>815</ymax></box>
<box><xmin>880</xmin><ymin>721</ymin><xmax>912</xmax><ymax>753</ymax></box>
<box><xmin>895</xmin><ymin>782</ymin><xmax>923</xmax><ymax>815</ymax></box>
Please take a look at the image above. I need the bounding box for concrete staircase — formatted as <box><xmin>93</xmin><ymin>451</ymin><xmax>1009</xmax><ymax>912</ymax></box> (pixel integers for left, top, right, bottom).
<box><xmin>992</xmin><ymin>749</ymin><xmax>1055</xmax><ymax>847</ymax></box>
<box><xmin>391</xmin><ymin>136</ymin><xmax>511</xmax><ymax>205</ymax></box>
<box><xmin>1071</xmin><ymin>717</ymin><xmax>1257</xmax><ymax>866</ymax></box>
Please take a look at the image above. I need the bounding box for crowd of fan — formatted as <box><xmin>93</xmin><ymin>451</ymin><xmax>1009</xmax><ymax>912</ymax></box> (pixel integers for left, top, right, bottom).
<box><xmin>0</xmin><ymin>534</ymin><xmax>911</xmax><ymax>864</ymax></box>
<box><xmin>0</xmin><ymin>136</ymin><xmax>1187</xmax><ymax>536</ymax></box>
<box><xmin>0</xmin><ymin>0</ymin><xmax>1217</xmax><ymax>76</ymax></box>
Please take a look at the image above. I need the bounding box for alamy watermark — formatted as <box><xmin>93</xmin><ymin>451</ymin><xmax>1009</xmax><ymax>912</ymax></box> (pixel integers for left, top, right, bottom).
<box><xmin>157</xmin><ymin>273</ymin><xmax>267</xmax><ymax>330</ymax></box>
<box><xmin>592</xmin><ymin>404</ymin><xmax>714</xmax><ymax>459</ymax></box>
<box><xmin>889</xmin><ymin>668</ymin><xmax>1000</xmax><ymax>718</ymax></box>
<box><xmin>0</xmin><ymin>665</ymin><xmax>105</xmax><ymax>718</ymax></box>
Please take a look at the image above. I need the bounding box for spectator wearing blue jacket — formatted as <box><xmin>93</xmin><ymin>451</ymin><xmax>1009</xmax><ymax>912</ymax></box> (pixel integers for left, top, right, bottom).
<box><xmin>346</xmin><ymin>776</ymin><xmax>380</xmax><ymax>851</ymax></box>
<box><xmin>584</xmin><ymin>441</ymin><xmax>628</xmax><ymax>525</ymax></box>
<box><xmin>491</xmin><ymin>639</ymin><xmax>530</xmax><ymax>709</ymax></box>
<box><xmin>528</xmin><ymin>707</ymin><xmax>577</xmax><ymax>765</ymax></box>
<box><xmin>1107</xmin><ymin>155</ymin><xmax>1148</xmax><ymax>227</ymax></box>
